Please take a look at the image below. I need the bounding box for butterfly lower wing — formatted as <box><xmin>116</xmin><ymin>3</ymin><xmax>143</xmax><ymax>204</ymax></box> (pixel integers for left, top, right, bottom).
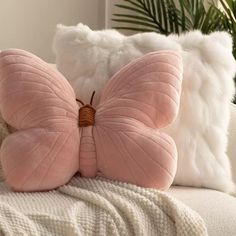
<box><xmin>98</xmin><ymin>51</ymin><xmax>183</xmax><ymax>129</ymax></box>
<box><xmin>93</xmin><ymin>118</ymin><xmax>177</xmax><ymax>190</ymax></box>
<box><xmin>1</xmin><ymin>128</ymin><xmax>79</xmax><ymax>191</ymax></box>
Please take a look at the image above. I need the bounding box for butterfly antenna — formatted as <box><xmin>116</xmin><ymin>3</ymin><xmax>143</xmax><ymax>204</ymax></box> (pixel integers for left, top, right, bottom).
<box><xmin>90</xmin><ymin>91</ymin><xmax>96</xmax><ymax>105</ymax></box>
<box><xmin>76</xmin><ymin>98</ymin><xmax>84</xmax><ymax>106</ymax></box>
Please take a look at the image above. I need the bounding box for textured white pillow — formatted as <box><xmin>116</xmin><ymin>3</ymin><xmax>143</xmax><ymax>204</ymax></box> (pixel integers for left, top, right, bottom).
<box><xmin>53</xmin><ymin>23</ymin><xmax>236</xmax><ymax>195</ymax></box>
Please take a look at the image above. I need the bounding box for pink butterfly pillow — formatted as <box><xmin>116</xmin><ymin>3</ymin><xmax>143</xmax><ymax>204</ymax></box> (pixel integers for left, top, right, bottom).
<box><xmin>0</xmin><ymin>49</ymin><xmax>183</xmax><ymax>192</ymax></box>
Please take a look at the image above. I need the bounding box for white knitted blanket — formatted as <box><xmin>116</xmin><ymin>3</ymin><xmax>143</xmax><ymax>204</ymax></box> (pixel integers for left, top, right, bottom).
<box><xmin>0</xmin><ymin>177</ymin><xmax>207</xmax><ymax>236</ymax></box>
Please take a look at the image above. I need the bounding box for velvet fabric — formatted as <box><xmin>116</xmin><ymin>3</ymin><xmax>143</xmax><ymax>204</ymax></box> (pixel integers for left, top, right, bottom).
<box><xmin>0</xmin><ymin>49</ymin><xmax>182</xmax><ymax>192</ymax></box>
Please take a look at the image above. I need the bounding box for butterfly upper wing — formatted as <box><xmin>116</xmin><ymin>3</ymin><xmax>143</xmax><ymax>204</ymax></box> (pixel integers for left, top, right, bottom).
<box><xmin>99</xmin><ymin>51</ymin><xmax>183</xmax><ymax>129</ymax></box>
<box><xmin>94</xmin><ymin>51</ymin><xmax>183</xmax><ymax>189</ymax></box>
<box><xmin>0</xmin><ymin>49</ymin><xmax>80</xmax><ymax>191</ymax></box>
<box><xmin>0</xmin><ymin>49</ymin><xmax>77</xmax><ymax>130</ymax></box>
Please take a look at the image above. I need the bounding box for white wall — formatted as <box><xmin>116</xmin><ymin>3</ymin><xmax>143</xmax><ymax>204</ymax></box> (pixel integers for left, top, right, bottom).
<box><xmin>105</xmin><ymin>0</ymin><xmax>121</xmax><ymax>29</ymax></box>
<box><xmin>0</xmin><ymin>0</ymin><xmax>106</xmax><ymax>62</ymax></box>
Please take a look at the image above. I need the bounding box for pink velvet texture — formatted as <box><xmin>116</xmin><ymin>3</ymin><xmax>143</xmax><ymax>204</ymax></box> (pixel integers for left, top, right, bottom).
<box><xmin>0</xmin><ymin>49</ymin><xmax>183</xmax><ymax>192</ymax></box>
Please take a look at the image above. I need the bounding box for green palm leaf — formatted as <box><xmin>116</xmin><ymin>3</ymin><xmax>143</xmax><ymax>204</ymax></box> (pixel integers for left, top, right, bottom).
<box><xmin>113</xmin><ymin>0</ymin><xmax>184</xmax><ymax>34</ymax></box>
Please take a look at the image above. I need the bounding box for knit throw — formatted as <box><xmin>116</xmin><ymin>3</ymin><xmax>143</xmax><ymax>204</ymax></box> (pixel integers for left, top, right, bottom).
<box><xmin>0</xmin><ymin>177</ymin><xmax>207</xmax><ymax>236</ymax></box>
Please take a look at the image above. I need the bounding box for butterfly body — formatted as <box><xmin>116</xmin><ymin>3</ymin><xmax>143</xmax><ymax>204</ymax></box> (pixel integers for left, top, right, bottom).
<box><xmin>0</xmin><ymin>49</ymin><xmax>183</xmax><ymax>192</ymax></box>
<box><xmin>79</xmin><ymin>125</ymin><xmax>97</xmax><ymax>178</ymax></box>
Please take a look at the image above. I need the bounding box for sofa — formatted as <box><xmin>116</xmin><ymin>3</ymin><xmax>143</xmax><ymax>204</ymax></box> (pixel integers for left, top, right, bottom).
<box><xmin>0</xmin><ymin>100</ymin><xmax>234</xmax><ymax>235</ymax></box>
<box><xmin>48</xmin><ymin>62</ymin><xmax>236</xmax><ymax>235</ymax></box>
<box><xmin>48</xmin><ymin>59</ymin><xmax>236</xmax><ymax>235</ymax></box>
<box><xmin>0</xmin><ymin>58</ymin><xmax>235</xmax><ymax>235</ymax></box>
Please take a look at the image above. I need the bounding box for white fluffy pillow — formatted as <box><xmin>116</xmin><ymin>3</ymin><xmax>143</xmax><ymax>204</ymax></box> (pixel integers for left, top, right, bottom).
<box><xmin>53</xmin><ymin>23</ymin><xmax>236</xmax><ymax>195</ymax></box>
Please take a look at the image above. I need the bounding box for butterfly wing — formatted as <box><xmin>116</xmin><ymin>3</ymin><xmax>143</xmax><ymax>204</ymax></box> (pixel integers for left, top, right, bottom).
<box><xmin>0</xmin><ymin>49</ymin><xmax>80</xmax><ymax>191</ymax></box>
<box><xmin>1</xmin><ymin>128</ymin><xmax>79</xmax><ymax>191</ymax></box>
<box><xmin>93</xmin><ymin>120</ymin><xmax>177</xmax><ymax>190</ymax></box>
<box><xmin>99</xmin><ymin>51</ymin><xmax>183</xmax><ymax>129</ymax></box>
<box><xmin>94</xmin><ymin>51</ymin><xmax>182</xmax><ymax>189</ymax></box>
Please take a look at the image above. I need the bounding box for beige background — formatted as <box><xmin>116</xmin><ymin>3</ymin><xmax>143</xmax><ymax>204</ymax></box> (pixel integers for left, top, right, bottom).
<box><xmin>0</xmin><ymin>0</ymin><xmax>107</xmax><ymax>62</ymax></box>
